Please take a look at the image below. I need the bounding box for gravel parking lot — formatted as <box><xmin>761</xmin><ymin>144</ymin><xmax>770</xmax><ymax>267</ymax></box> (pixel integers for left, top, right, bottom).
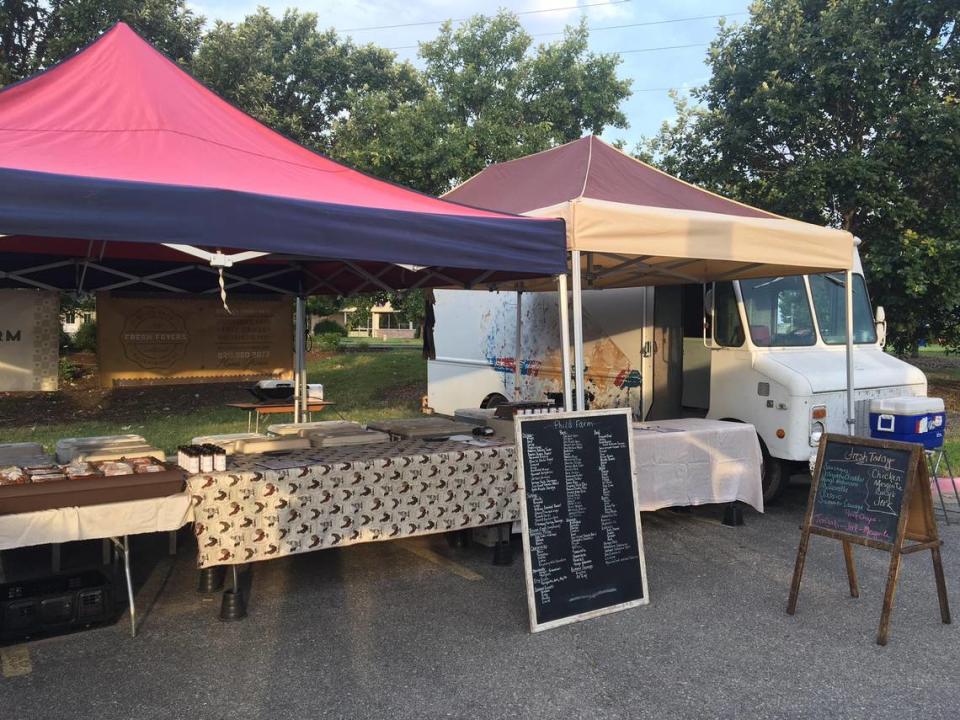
<box><xmin>2</xmin><ymin>483</ymin><xmax>959</xmax><ymax>720</ymax></box>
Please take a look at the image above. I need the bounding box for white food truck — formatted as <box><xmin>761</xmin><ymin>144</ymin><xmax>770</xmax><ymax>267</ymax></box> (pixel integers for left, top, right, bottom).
<box><xmin>427</xmin><ymin>250</ymin><xmax>926</xmax><ymax>501</ymax></box>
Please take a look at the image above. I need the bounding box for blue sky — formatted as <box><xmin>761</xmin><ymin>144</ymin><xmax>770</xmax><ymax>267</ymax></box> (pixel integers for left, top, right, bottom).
<box><xmin>188</xmin><ymin>1</ymin><xmax>752</xmax><ymax>147</ymax></box>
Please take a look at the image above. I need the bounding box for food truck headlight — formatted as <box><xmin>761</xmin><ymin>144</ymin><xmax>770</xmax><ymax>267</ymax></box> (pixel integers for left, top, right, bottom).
<box><xmin>810</xmin><ymin>422</ymin><xmax>825</xmax><ymax>446</ymax></box>
<box><xmin>811</xmin><ymin>405</ymin><xmax>827</xmax><ymax>420</ymax></box>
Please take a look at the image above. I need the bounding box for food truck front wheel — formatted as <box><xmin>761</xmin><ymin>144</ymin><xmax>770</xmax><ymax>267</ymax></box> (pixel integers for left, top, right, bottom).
<box><xmin>759</xmin><ymin>437</ymin><xmax>787</xmax><ymax>504</ymax></box>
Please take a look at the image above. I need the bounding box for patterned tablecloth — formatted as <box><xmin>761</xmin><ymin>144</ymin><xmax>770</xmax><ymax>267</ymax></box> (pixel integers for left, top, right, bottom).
<box><xmin>189</xmin><ymin>439</ymin><xmax>518</xmax><ymax>568</ymax></box>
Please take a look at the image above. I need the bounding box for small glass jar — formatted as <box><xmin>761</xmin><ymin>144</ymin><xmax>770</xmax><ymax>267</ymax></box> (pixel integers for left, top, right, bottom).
<box><xmin>212</xmin><ymin>445</ymin><xmax>227</xmax><ymax>472</ymax></box>
<box><xmin>199</xmin><ymin>444</ymin><xmax>214</xmax><ymax>473</ymax></box>
<box><xmin>187</xmin><ymin>446</ymin><xmax>201</xmax><ymax>474</ymax></box>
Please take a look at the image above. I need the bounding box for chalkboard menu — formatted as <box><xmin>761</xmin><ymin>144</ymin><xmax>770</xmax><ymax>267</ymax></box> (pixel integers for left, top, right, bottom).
<box><xmin>787</xmin><ymin>433</ymin><xmax>950</xmax><ymax>646</ymax></box>
<box><xmin>516</xmin><ymin>408</ymin><xmax>648</xmax><ymax>632</ymax></box>
<box><xmin>810</xmin><ymin>438</ymin><xmax>913</xmax><ymax>547</ymax></box>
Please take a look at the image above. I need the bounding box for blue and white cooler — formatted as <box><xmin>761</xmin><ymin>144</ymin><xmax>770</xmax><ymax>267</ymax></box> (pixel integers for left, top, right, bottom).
<box><xmin>869</xmin><ymin>396</ymin><xmax>946</xmax><ymax>449</ymax></box>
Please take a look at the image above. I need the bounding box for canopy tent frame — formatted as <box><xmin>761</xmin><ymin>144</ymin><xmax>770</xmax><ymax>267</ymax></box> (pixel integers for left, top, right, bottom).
<box><xmin>563</xmin><ymin>251</ymin><xmax>857</xmax><ymax>433</ymax></box>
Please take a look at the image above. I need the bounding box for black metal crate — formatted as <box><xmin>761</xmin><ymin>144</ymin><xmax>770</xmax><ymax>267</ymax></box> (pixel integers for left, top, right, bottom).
<box><xmin>0</xmin><ymin>569</ymin><xmax>116</xmax><ymax>643</ymax></box>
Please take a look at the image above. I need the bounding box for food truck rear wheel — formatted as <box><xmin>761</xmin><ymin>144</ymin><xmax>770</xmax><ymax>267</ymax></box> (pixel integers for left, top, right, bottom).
<box><xmin>759</xmin><ymin>438</ymin><xmax>787</xmax><ymax>504</ymax></box>
<box><xmin>481</xmin><ymin>393</ymin><xmax>508</xmax><ymax>409</ymax></box>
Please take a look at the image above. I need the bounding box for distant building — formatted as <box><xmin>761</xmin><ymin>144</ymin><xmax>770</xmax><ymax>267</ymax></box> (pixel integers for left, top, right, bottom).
<box><xmin>62</xmin><ymin>309</ymin><xmax>95</xmax><ymax>335</ymax></box>
<box><xmin>311</xmin><ymin>302</ymin><xmax>415</xmax><ymax>340</ymax></box>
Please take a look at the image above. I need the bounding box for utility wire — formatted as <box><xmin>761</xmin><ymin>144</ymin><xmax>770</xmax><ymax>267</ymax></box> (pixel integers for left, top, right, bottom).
<box><xmin>341</xmin><ymin>0</ymin><xmax>632</xmax><ymax>32</ymax></box>
<box><xmin>382</xmin><ymin>10</ymin><xmax>746</xmax><ymax>51</ymax></box>
<box><xmin>615</xmin><ymin>42</ymin><xmax>709</xmax><ymax>54</ymax></box>
<box><xmin>387</xmin><ymin>39</ymin><xmax>710</xmax><ymax>53</ymax></box>
<box><xmin>533</xmin><ymin>11</ymin><xmax>747</xmax><ymax>38</ymax></box>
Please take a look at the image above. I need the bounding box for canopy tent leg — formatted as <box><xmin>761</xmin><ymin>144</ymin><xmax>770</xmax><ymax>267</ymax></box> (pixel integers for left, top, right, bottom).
<box><xmin>515</xmin><ymin>288</ymin><xmax>523</xmax><ymax>401</ymax></box>
<box><xmin>845</xmin><ymin>269</ymin><xmax>856</xmax><ymax>436</ymax></box>
<box><xmin>571</xmin><ymin>250</ymin><xmax>586</xmax><ymax>411</ymax></box>
<box><xmin>557</xmin><ymin>273</ymin><xmax>573</xmax><ymax>411</ymax></box>
<box><xmin>294</xmin><ymin>295</ymin><xmax>307</xmax><ymax>423</ymax></box>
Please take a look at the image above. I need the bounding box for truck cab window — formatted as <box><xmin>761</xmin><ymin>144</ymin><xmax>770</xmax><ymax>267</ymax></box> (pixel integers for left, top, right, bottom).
<box><xmin>809</xmin><ymin>273</ymin><xmax>878</xmax><ymax>344</ymax></box>
<box><xmin>713</xmin><ymin>281</ymin><xmax>745</xmax><ymax>347</ymax></box>
<box><xmin>739</xmin><ymin>276</ymin><xmax>816</xmax><ymax>347</ymax></box>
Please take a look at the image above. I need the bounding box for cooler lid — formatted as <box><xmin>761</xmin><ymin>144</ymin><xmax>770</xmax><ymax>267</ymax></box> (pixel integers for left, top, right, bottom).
<box><xmin>869</xmin><ymin>396</ymin><xmax>944</xmax><ymax>414</ymax></box>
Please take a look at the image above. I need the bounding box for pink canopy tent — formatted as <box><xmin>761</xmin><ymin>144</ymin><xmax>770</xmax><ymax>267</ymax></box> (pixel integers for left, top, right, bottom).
<box><xmin>0</xmin><ymin>22</ymin><xmax>566</xmax><ymax>297</ymax></box>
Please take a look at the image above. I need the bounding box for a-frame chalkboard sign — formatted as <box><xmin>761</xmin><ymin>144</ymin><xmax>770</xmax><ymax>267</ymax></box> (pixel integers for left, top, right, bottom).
<box><xmin>787</xmin><ymin>433</ymin><xmax>951</xmax><ymax>645</ymax></box>
<box><xmin>515</xmin><ymin>408</ymin><xmax>649</xmax><ymax>632</ymax></box>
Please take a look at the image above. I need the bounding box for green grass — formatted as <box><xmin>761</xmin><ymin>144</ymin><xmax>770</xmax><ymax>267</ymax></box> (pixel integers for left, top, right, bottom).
<box><xmin>2</xmin><ymin>351</ymin><xmax>426</xmax><ymax>455</ymax></box>
<box><xmin>337</xmin><ymin>336</ymin><xmax>421</xmax><ymax>347</ymax></box>
<box><xmin>943</xmin><ymin>440</ymin><xmax>960</xmax><ymax>471</ymax></box>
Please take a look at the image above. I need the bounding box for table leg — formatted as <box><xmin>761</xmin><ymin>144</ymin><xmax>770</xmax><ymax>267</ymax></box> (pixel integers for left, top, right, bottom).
<box><xmin>247</xmin><ymin>410</ymin><xmax>252</xmax><ymax>434</ymax></box>
<box><xmin>493</xmin><ymin>522</ymin><xmax>513</xmax><ymax>565</ymax></box>
<box><xmin>219</xmin><ymin>564</ymin><xmax>247</xmax><ymax>621</ymax></box>
<box><xmin>112</xmin><ymin>536</ymin><xmax>136</xmax><ymax>638</ymax></box>
<box><xmin>721</xmin><ymin>502</ymin><xmax>744</xmax><ymax>527</ymax></box>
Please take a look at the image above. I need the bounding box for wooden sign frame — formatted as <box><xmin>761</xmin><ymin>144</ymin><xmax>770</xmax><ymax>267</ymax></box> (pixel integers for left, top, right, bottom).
<box><xmin>787</xmin><ymin>433</ymin><xmax>951</xmax><ymax>645</ymax></box>
<box><xmin>515</xmin><ymin>407</ymin><xmax>649</xmax><ymax>633</ymax></box>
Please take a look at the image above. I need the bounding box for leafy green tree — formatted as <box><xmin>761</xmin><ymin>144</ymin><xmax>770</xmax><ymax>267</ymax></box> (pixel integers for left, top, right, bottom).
<box><xmin>193</xmin><ymin>8</ymin><xmax>423</xmax><ymax>151</ymax></box>
<box><xmin>333</xmin><ymin>12</ymin><xmax>631</xmax><ymax>194</ymax></box>
<box><xmin>346</xmin><ymin>290</ymin><xmax>426</xmax><ymax>337</ymax></box>
<box><xmin>42</xmin><ymin>0</ymin><xmax>203</xmax><ymax>66</ymax></box>
<box><xmin>641</xmin><ymin>0</ymin><xmax>960</xmax><ymax>354</ymax></box>
<box><xmin>306</xmin><ymin>295</ymin><xmax>344</xmax><ymax>319</ymax></box>
<box><xmin>0</xmin><ymin>1</ymin><xmax>47</xmax><ymax>84</ymax></box>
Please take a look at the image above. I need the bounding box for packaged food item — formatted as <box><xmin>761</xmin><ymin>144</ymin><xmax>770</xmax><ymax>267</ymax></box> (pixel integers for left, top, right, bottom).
<box><xmin>130</xmin><ymin>456</ymin><xmax>158</xmax><ymax>469</ymax></box>
<box><xmin>0</xmin><ymin>466</ymin><xmax>28</xmax><ymax>485</ymax></box>
<box><xmin>99</xmin><ymin>461</ymin><xmax>134</xmax><ymax>477</ymax></box>
<box><xmin>134</xmin><ymin>463</ymin><xmax>165</xmax><ymax>473</ymax></box>
<box><xmin>24</xmin><ymin>464</ymin><xmax>58</xmax><ymax>474</ymax></box>
<box><xmin>29</xmin><ymin>472</ymin><xmax>67</xmax><ymax>483</ymax></box>
<box><xmin>64</xmin><ymin>461</ymin><xmax>99</xmax><ymax>479</ymax></box>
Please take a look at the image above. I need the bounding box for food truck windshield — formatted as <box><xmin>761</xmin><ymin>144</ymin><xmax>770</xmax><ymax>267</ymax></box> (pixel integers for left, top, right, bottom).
<box><xmin>739</xmin><ymin>275</ymin><xmax>816</xmax><ymax>347</ymax></box>
<box><xmin>738</xmin><ymin>273</ymin><xmax>877</xmax><ymax>347</ymax></box>
<box><xmin>808</xmin><ymin>272</ymin><xmax>878</xmax><ymax>344</ymax></box>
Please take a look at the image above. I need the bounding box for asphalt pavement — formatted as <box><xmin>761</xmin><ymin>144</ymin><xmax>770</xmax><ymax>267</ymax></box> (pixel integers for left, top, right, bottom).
<box><xmin>2</xmin><ymin>482</ymin><xmax>959</xmax><ymax>720</ymax></box>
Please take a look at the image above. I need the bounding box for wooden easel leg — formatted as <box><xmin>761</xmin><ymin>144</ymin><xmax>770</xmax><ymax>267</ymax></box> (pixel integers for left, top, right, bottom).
<box><xmin>931</xmin><ymin>545</ymin><xmax>952</xmax><ymax>625</ymax></box>
<box><xmin>787</xmin><ymin>530</ymin><xmax>811</xmax><ymax>615</ymax></box>
<box><xmin>842</xmin><ymin>541</ymin><xmax>859</xmax><ymax>598</ymax></box>
<box><xmin>877</xmin><ymin>549</ymin><xmax>904</xmax><ymax>646</ymax></box>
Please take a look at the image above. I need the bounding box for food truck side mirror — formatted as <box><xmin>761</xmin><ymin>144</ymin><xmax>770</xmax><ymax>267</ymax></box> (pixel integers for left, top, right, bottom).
<box><xmin>875</xmin><ymin>305</ymin><xmax>887</xmax><ymax>347</ymax></box>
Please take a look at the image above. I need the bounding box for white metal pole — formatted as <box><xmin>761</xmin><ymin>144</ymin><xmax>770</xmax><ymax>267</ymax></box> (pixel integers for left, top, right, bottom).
<box><xmin>514</xmin><ymin>288</ymin><xmax>523</xmax><ymax>401</ymax></box>
<box><xmin>845</xmin><ymin>270</ymin><xmax>856</xmax><ymax>436</ymax></box>
<box><xmin>557</xmin><ymin>273</ymin><xmax>573</xmax><ymax>411</ymax></box>
<box><xmin>294</xmin><ymin>295</ymin><xmax>306</xmax><ymax>423</ymax></box>
<box><xmin>571</xmin><ymin>250</ymin><xmax>586</xmax><ymax>411</ymax></box>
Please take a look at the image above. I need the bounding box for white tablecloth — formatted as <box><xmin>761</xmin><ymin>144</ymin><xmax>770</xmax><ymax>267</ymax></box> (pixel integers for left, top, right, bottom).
<box><xmin>632</xmin><ymin>419</ymin><xmax>763</xmax><ymax>512</ymax></box>
<box><xmin>0</xmin><ymin>493</ymin><xmax>193</xmax><ymax>551</ymax></box>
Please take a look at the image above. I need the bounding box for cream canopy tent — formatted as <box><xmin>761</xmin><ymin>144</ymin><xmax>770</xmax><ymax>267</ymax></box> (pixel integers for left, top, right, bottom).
<box><xmin>447</xmin><ymin>135</ymin><xmax>854</xmax><ymax>289</ymax></box>
<box><xmin>445</xmin><ymin>136</ymin><xmax>859</xmax><ymax>425</ymax></box>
